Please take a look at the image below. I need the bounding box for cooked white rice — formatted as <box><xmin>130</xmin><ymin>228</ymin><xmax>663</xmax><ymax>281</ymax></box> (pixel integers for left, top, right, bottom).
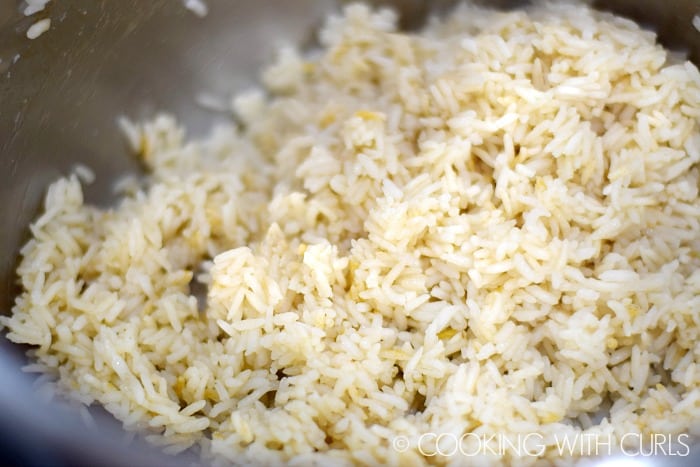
<box><xmin>21</xmin><ymin>0</ymin><xmax>207</xmax><ymax>41</ymax></box>
<box><xmin>22</xmin><ymin>0</ymin><xmax>51</xmax><ymax>16</ymax></box>
<box><xmin>22</xmin><ymin>0</ymin><xmax>51</xmax><ymax>40</ymax></box>
<box><xmin>26</xmin><ymin>17</ymin><xmax>51</xmax><ymax>39</ymax></box>
<box><xmin>4</xmin><ymin>2</ymin><xmax>700</xmax><ymax>465</ymax></box>
<box><xmin>183</xmin><ymin>0</ymin><xmax>208</xmax><ymax>18</ymax></box>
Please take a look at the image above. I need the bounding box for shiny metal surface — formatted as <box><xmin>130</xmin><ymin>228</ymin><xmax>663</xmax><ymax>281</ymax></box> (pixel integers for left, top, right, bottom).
<box><xmin>1</xmin><ymin>0</ymin><xmax>699</xmax><ymax>465</ymax></box>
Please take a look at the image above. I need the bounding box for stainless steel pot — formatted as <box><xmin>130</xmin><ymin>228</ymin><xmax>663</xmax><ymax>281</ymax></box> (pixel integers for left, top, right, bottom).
<box><xmin>1</xmin><ymin>0</ymin><xmax>699</xmax><ymax>465</ymax></box>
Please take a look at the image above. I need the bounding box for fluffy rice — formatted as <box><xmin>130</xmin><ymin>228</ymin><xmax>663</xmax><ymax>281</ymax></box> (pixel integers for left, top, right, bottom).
<box><xmin>25</xmin><ymin>17</ymin><xmax>51</xmax><ymax>39</ymax></box>
<box><xmin>4</xmin><ymin>2</ymin><xmax>700</xmax><ymax>465</ymax></box>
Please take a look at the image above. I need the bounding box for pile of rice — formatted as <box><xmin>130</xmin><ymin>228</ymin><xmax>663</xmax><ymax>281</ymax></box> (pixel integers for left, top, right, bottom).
<box><xmin>3</xmin><ymin>2</ymin><xmax>700</xmax><ymax>465</ymax></box>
